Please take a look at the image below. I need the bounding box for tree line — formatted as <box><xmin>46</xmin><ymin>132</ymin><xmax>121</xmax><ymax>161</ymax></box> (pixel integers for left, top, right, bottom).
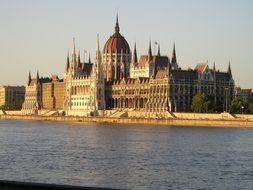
<box><xmin>191</xmin><ymin>93</ymin><xmax>253</xmax><ymax>114</ymax></box>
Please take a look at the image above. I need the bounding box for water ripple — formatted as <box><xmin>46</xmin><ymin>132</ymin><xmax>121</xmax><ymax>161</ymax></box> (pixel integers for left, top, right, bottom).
<box><xmin>0</xmin><ymin>120</ymin><xmax>253</xmax><ymax>189</ymax></box>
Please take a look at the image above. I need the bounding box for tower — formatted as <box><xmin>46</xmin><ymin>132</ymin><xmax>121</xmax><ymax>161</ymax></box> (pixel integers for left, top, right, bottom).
<box><xmin>148</xmin><ymin>40</ymin><xmax>152</xmax><ymax>62</ymax></box>
<box><xmin>227</xmin><ymin>60</ymin><xmax>232</xmax><ymax>78</ymax></box>
<box><xmin>93</xmin><ymin>34</ymin><xmax>105</xmax><ymax>113</ymax></box>
<box><xmin>27</xmin><ymin>71</ymin><xmax>31</xmax><ymax>85</ymax></box>
<box><xmin>103</xmin><ymin>14</ymin><xmax>131</xmax><ymax>81</ymax></box>
<box><xmin>171</xmin><ymin>42</ymin><xmax>178</xmax><ymax>70</ymax></box>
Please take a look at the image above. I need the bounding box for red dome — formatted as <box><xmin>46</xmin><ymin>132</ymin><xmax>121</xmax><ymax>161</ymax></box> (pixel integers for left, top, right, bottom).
<box><xmin>103</xmin><ymin>16</ymin><xmax>130</xmax><ymax>54</ymax></box>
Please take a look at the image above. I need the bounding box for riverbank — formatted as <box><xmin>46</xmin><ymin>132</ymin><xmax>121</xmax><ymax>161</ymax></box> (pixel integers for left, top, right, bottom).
<box><xmin>1</xmin><ymin>114</ymin><xmax>253</xmax><ymax>128</ymax></box>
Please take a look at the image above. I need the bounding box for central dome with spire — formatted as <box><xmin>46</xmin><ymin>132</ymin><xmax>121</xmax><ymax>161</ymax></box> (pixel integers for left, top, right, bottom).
<box><xmin>103</xmin><ymin>15</ymin><xmax>130</xmax><ymax>54</ymax></box>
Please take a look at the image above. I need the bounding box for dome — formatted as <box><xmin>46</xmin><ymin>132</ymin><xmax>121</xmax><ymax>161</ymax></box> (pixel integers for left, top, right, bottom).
<box><xmin>103</xmin><ymin>16</ymin><xmax>130</xmax><ymax>54</ymax></box>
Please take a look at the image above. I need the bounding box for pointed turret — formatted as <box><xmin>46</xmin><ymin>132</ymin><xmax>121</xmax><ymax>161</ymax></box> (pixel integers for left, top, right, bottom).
<box><xmin>65</xmin><ymin>52</ymin><xmax>70</xmax><ymax>72</ymax></box>
<box><xmin>227</xmin><ymin>60</ymin><xmax>232</xmax><ymax>77</ymax></box>
<box><xmin>171</xmin><ymin>42</ymin><xmax>177</xmax><ymax>64</ymax></box>
<box><xmin>213</xmin><ymin>62</ymin><xmax>216</xmax><ymax>80</ymax></box>
<box><xmin>88</xmin><ymin>53</ymin><xmax>91</xmax><ymax>63</ymax></box>
<box><xmin>93</xmin><ymin>34</ymin><xmax>105</xmax><ymax>112</ymax></box>
<box><xmin>36</xmin><ymin>70</ymin><xmax>39</xmax><ymax>84</ymax></box>
<box><xmin>115</xmin><ymin>13</ymin><xmax>120</xmax><ymax>33</ymax></box>
<box><xmin>133</xmin><ymin>42</ymin><xmax>138</xmax><ymax>64</ymax></box>
<box><xmin>213</xmin><ymin>62</ymin><xmax>216</xmax><ymax>71</ymax></box>
<box><xmin>157</xmin><ymin>44</ymin><xmax>161</xmax><ymax>56</ymax></box>
<box><xmin>72</xmin><ymin>37</ymin><xmax>76</xmax><ymax>56</ymax></box>
<box><xmin>27</xmin><ymin>71</ymin><xmax>31</xmax><ymax>85</ymax></box>
<box><xmin>71</xmin><ymin>37</ymin><xmax>77</xmax><ymax>70</ymax></box>
<box><xmin>93</xmin><ymin>34</ymin><xmax>102</xmax><ymax>77</ymax></box>
<box><xmin>171</xmin><ymin>42</ymin><xmax>179</xmax><ymax>69</ymax></box>
<box><xmin>148</xmin><ymin>40</ymin><xmax>152</xmax><ymax>61</ymax></box>
<box><xmin>78</xmin><ymin>50</ymin><xmax>81</xmax><ymax>68</ymax></box>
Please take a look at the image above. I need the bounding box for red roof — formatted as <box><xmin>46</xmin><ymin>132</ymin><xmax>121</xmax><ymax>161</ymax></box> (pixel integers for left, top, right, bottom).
<box><xmin>103</xmin><ymin>33</ymin><xmax>130</xmax><ymax>54</ymax></box>
<box><xmin>195</xmin><ymin>64</ymin><xmax>207</xmax><ymax>74</ymax></box>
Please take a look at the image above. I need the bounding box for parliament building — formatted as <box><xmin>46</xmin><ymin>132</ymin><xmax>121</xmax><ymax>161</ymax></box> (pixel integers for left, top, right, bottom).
<box><xmin>22</xmin><ymin>16</ymin><xmax>234</xmax><ymax>118</ymax></box>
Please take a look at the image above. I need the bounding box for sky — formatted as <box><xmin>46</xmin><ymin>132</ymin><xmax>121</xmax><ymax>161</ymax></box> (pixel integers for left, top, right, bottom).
<box><xmin>0</xmin><ymin>0</ymin><xmax>252</xmax><ymax>88</ymax></box>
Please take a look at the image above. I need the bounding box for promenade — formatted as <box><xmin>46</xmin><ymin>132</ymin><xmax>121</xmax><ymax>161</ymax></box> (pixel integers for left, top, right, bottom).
<box><xmin>1</xmin><ymin>112</ymin><xmax>253</xmax><ymax>127</ymax></box>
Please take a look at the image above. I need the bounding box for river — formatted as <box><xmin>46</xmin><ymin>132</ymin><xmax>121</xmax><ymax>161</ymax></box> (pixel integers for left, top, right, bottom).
<box><xmin>0</xmin><ymin>119</ymin><xmax>252</xmax><ymax>189</ymax></box>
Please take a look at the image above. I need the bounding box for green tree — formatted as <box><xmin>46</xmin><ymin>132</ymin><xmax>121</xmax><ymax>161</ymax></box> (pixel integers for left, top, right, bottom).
<box><xmin>229</xmin><ymin>97</ymin><xmax>243</xmax><ymax>114</ymax></box>
<box><xmin>0</xmin><ymin>104</ymin><xmax>22</xmax><ymax>111</ymax></box>
<box><xmin>248</xmin><ymin>102</ymin><xmax>253</xmax><ymax>113</ymax></box>
<box><xmin>191</xmin><ymin>93</ymin><xmax>210</xmax><ymax>113</ymax></box>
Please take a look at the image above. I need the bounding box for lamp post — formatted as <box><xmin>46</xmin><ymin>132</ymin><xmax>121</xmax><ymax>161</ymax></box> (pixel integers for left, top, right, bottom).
<box><xmin>241</xmin><ymin>106</ymin><xmax>244</xmax><ymax>114</ymax></box>
<box><xmin>225</xmin><ymin>87</ymin><xmax>228</xmax><ymax>112</ymax></box>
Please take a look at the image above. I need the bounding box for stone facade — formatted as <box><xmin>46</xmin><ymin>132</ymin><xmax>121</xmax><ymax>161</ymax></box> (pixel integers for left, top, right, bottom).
<box><xmin>63</xmin><ymin>37</ymin><xmax>105</xmax><ymax>116</ymax></box>
<box><xmin>20</xmin><ymin>15</ymin><xmax>235</xmax><ymax>117</ymax></box>
<box><xmin>0</xmin><ymin>85</ymin><xmax>25</xmax><ymax>107</ymax></box>
<box><xmin>42</xmin><ymin>76</ymin><xmax>65</xmax><ymax>110</ymax></box>
<box><xmin>22</xmin><ymin>72</ymin><xmax>51</xmax><ymax>115</ymax></box>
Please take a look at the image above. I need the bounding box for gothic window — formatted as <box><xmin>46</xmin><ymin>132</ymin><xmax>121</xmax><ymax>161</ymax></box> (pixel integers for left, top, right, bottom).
<box><xmin>112</xmin><ymin>66</ymin><xmax>115</xmax><ymax>79</ymax></box>
<box><xmin>99</xmin><ymin>88</ymin><xmax>101</xmax><ymax>96</ymax></box>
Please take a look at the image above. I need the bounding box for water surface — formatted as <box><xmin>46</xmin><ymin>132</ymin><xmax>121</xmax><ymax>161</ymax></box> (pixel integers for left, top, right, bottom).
<box><xmin>0</xmin><ymin>120</ymin><xmax>252</xmax><ymax>189</ymax></box>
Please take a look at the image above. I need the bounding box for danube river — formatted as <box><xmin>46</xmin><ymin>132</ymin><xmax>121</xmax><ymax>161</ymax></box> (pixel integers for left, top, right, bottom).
<box><xmin>0</xmin><ymin>120</ymin><xmax>252</xmax><ymax>190</ymax></box>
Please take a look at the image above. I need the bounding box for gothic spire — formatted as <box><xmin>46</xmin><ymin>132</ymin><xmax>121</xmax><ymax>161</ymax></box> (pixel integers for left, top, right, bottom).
<box><xmin>36</xmin><ymin>70</ymin><xmax>39</xmax><ymax>83</ymax></box>
<box><xmin>94</xmin><ymin>34</ymin><xmax>103</xmax><ymax>80</ymax></box>
<box><xmin>72</xmin><ymin>37</ymin><xmax>76</xmax><ymax>56</ymax></box>
<box><xmin>96</xmin><ymin>34</ymin><xmax>100</xmax><ymax>52</ymax></box>
<box><xmin>78</xmin><ymin>50</ymin><xmax>81</xmax><ymax>67</ymax></box>
<box><xmin>71</xmin><ymin>37</ymin><xmax>77</xmax><ymax>70</ymax></box>
<box><xmin>65</xmin><ymin>52</ymin><xmax>70</xmax><ymax>72</ymax></box>
<box><xmin>115</xmin><ymin>13</ymin><xmax>120</xmax><ymax>33</ymax></box>
<box><xmin>133</xmin><ymin>42</ymin><xmax>138</xmax><ymax>64</ymax></box>
<box><xmin>95</xmin><ymin>34</ymin><xmax>102</xmax><ymax>66</ymax></box>
<box><xmin>171</xmin><ymin>42</ymin><xmax>177</xmax><ymax>64</ymax></box>
<box><xmin>227</xmin><ymin>60</ymin><xmax>232</xmax><ymax>76</ymax></box>
<box><xmin>148</xmin><ymin>40</ymin><xmax>152</xmax><ymax>61</ymax></box>
<box><xmin>213</xmin><ymin>62</ymin><xmax>216</xmax><ymax>71</ymax></box>
<box><xmin>158</xmin><ymin>43</ymin><xmax>161</xmax><ymax>56</ymax></box>
<box><xmin>88</xmin><ymin>52</ymin><xmax>91</xmax><ymax>63</ymax></box>
<box><xmin>27</xmin><ymin>71</ymin><xmax>31</xmax><ymax>85</ymax></box>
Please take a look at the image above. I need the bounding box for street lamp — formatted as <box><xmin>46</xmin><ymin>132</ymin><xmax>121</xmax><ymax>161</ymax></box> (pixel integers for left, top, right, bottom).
<box><xmin>241</xmin><ymin>106</ymin><xmax>244</xmax><ymax>114</ymax></box>
<box><xmin>225</xmin><ymin>87</ymin><xmax>228</xmax><ymax>112</ymax></box>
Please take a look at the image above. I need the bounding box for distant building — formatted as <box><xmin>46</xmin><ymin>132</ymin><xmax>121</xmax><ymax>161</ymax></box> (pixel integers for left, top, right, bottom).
<box><xmin>21</xmin><ymin>15</ymin><xmax>235</xmax><ymax>116</ymax></box>
<box><xmin>168</xmin><ymin>62</ymin><xmax>234</xmax><ymax>112</ymax></box>
<box><xmin>22</xmin><ymin>72</ymin><xmax>51</xmax><ymax>114</ymax></box>
<box><xmin>42</xmin><ymin>75</ymin><xmax>65</xmax><ymax>110</ymax></box>
<box><xmin>102</xmin><ymin>16</ymin><xmax>234</xmax><ymax>116</ymax></box>
<box><xmin>0</xmin><ymin>85</ymin><xmax>25</xmax><ymax>107</ymax></box>
<box><xmin>63</xmin><ymin>37</ymin><xmax>105</xmax><ymax>116</ymax></box>
<box><xmin>235</xmin><ymin>87</ymin><xmax>253</xmax><ymax>102</ymax></box>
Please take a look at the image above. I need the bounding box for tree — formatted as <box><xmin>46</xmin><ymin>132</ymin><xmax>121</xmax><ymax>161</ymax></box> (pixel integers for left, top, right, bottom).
<box><xmin>0</xmin><ymin>104</ymin><xmax>22</xmax><ymax>111</ymax></box>
<box><xmin>229</xmin><ymin>97</ymin><xmax>243</xmax><ymax>114</ymax></box>
<box><xmin>248</xmin><ymin>102</ymin><xmax>253</xmax><ymax>113</ymax></box>
<box><xmin>191</xmin><ymin>93</ymin><xmax>210</xmax><ymax>113</ymax></box>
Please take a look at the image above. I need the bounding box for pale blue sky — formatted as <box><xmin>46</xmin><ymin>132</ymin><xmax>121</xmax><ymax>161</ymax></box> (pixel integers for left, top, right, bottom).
<box><xmin>0</xmin><ymin>0</ymin><xmax>252</xmax><ymax>88</ymax></box>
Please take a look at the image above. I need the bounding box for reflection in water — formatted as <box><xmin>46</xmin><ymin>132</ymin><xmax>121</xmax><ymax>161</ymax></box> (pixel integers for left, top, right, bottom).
<box><xmin>0</xmin><ymin>120</ymin><xmax>253</xmax><ymax>189</ymax></box>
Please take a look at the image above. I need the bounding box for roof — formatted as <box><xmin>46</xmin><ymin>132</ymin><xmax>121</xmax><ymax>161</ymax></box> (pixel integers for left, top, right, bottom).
<box><xmin>216</xmin><ymin>72</ymin><xmax>230</xmax><ymax>80</ymax></box>
<box><xmin>103</xmin><ymin>33</ymin><xmax>130</xmax><ymax>54</ymax></box>
<box><xmin>51</xmin><ymin>75</ymin><xmax>59</xmax><ymax>81</ymax></box>
<box><xmin>171</xmin><ymin>70</ymin><xmax>198</xmax><ymax>80</ymax></box>
<box><xmin>155</xmin><ymin>69</ymin><xmax>168</xmax><ymax>79</ymax></box>
<box><xmin>195</xmin><ymin>64</ymin><xmax>207</xmax><ymax>74</ymax></box>
<box><xmin>153</xmin><ymin>56</ymin><xmax>169</xmax><ymax>69</ymax></box>
<box><xmin>138</xmin><ymin>55</ymin><xmax>148</xmax><ymax>67</ymax></box>
<box><xmin>82</xmin><ymin>63</ymin><xmax>93</xmax><ymax>75</ymax></box>
<box><xmin>136</xmin><ymin>55</ymin><xmax>169</xmax><ymax>68</ymax></box>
